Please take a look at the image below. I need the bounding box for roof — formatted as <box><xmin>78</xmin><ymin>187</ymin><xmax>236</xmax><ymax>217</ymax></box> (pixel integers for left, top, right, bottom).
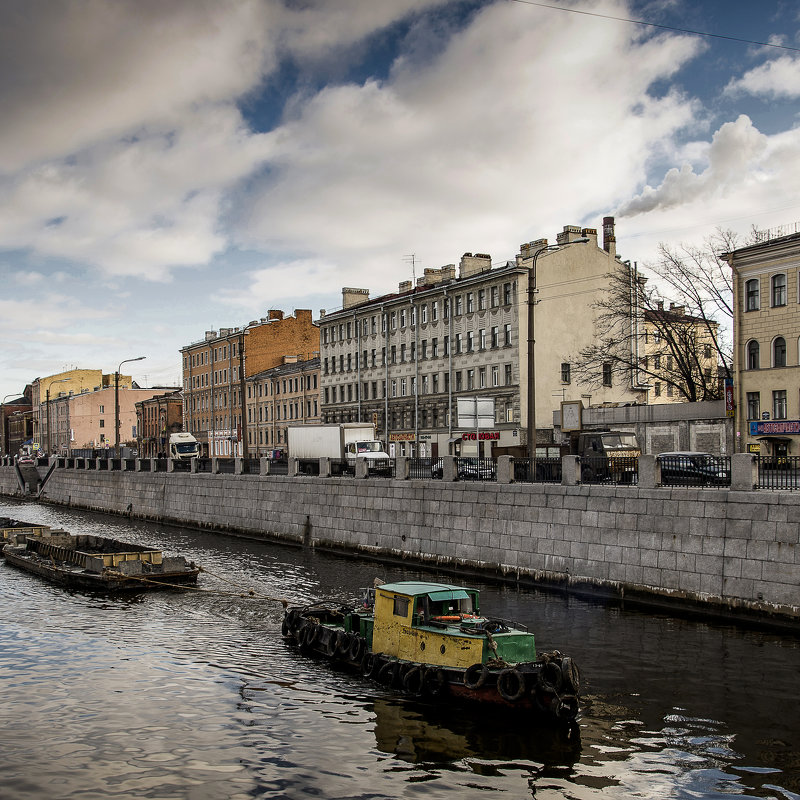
<box><xmin>377</xmin><ymin>581</ymin><xmax>477</xmax><ymax>597</ymax></box>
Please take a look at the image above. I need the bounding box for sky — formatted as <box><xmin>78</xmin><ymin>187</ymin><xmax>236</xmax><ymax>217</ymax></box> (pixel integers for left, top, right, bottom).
<box><xmin>2</xmin><ymin>0</ymin><xmax>800</xmax><ymax>401</ymax></box>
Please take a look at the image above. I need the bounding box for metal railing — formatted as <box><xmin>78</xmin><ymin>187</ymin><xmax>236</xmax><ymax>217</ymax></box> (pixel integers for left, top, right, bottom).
<box><xmin>410</xmin><ymin>457</ymin><xmax>438</xmax><ymax>479</ymax></box>
<box><xmin>514</xmin><ymin>457</ymin><xmax>562</xmax><ymax>484</ymax></box>
<box><xmin>757</xmin><ymin>456</ymin><xmax>800</xmax><ymax>491</ymax></box>
<box><xmin>658</xmin><ymin>454</ymin><xmax>730</xmax><ymax>489</ymax></box>
<box><xmin>455</xmin><ymin>457</ymin><xmax>497</xmax><ymax>482</ymax></box>
<box><xmin>579</xmin><ymin>456</ymin><xmax>639</xmax><ymax>486</ymax></box>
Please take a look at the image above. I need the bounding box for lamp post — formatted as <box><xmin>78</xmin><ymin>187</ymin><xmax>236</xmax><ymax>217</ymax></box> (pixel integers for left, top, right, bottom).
<box><xmin>526</xmin><ymin>238</ymin><xmax>589</xmax><ymax>462</ymax></box>
<box><xmin>45</xmin><ymin>379</ymin><xmax>70</xmax><ymax>456</ymax></box>
<box><xmin>115</xmin><ymin>356</ymin><xmax>146</xmax><ymax>457</ymax></box>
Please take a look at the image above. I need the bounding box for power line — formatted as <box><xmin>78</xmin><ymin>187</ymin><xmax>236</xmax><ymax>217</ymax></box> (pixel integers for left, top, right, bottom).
<box><xmin>509</xmin><ymin>0</ymin><xmax>800</xmax><ymax>53</ymax></box>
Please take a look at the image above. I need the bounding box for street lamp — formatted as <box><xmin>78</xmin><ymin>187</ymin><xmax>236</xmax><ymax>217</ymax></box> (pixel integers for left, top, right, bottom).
<box><xmin>526</xmin><ymin>238</ymin><xmax>589</xmax><ymax>463</ymax></box>
<box><xmin>115</xmin><ymin>356</ymin><xmax>146</xmax><ymax>457</ymax></box>
<box><xmin>45</xmin><ymin>379</ymin><xmax>70</xmax><ymax>456</ymax></box>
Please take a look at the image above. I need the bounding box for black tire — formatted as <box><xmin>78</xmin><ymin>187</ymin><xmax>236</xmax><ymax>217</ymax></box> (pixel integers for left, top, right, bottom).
<box><xmin>540</xmin><ymin>660</ymin><xmax>564</xmax><ymax>693</ymax></box>
<box><xmin>338</xmin><ymin>632</ymin><xmax>355</xmax><ymax>658</ymax></box>
<box><xmin>463</xmin><ymin>663</ymin><xmax>489</xmax><ymax>690</ymax></box>
<box><xmin>281</xmin><ymin>619</ymin><xmax>290</xmax><ymax>637</ymax></box>
<box><xmin>326</xmin><ymin>629</ymin><xmax>345</xmax><ymax>659</ymax></box>
<box><xmin>297</xmin><ymin>624</ymin><xmax>314</xmax><ymax>653</ymax></box>
<box><xmin>403</xmin><ymin>665</ymin><xmax>425</xmax><ymax>696</ymax></box>
<box><xmin>497</xmin><ymin>668</ymin><xmax>526</xmax><ymax>702</ymax></box>
<box><xmin>424</xmin><ymin>667</ymin><xmax>448</xmax><ymax>697</ymax></box>
<box><xmin>377</xmin><ymin>660</ymin><xmax>399</xmax><ymax>685</ymax></box>
<box><xmin>348</xmin><ymin>635</ymin><xmax>365</xmax><ymax>663</ymax></box>
<box><xmin>362</xmin><ymin>652</ymin><xmax>379</xmax><ymax>678</ymax></box>
<box><xmin>561</xmin><ymin>657</ymin><xmax>580</xmax><ymax>695</ymax></box>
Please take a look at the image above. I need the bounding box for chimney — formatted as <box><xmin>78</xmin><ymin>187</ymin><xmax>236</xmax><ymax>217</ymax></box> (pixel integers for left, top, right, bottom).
<box><xmin>398</xmin><ymin>280</ymin><xmax>413</xmax><ymax>293</ymax></box>
<box><xmin>669</xmin><ymin>304</ymin><xmax>685</xmax><ymax>316</ymax></box>
<box><xmin>603</xmin><ymin>216</ymin><xmax>616</xmax><ymax>256</ymax></box>
<box><xmin>656</xmin><ymin>301</ymin><xmax>664</xmax><ymax>311</ymax></box>
<box><xmin>268</xmin><ymin>309</ymin><xmax>284</xmax><ymax>321</ymax></box>
<box><xmin>556</xmin><ymin>225</ymin><xmax>583</xmax><ymax>245</ymax></box>
<box><xmin>459</xmin><ymin>252</ymin><xmax>492</xmax><ymax>279</ymax></box>
<box><xmin>581</xmin><ymin>227</ymin><xmax>598</xmax><ymax>247</ymax></box>
<box><xmin>342</xmin><ymin>288</ymin><xmax>370</xmax><ymax>309</ymax></box>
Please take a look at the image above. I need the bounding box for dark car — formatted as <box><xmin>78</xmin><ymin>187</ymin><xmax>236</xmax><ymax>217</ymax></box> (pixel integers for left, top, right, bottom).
<box><xmin>657</xmin><ymin>451</ymin><xmax>729</xmax><ymax>486</ymax></box>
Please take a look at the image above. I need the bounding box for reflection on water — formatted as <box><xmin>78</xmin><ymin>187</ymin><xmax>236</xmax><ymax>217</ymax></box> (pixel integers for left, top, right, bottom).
<box><xmin>0</xmin><ymin>499</ymin><xmax>799</xmax><ymax>800</ymax></box>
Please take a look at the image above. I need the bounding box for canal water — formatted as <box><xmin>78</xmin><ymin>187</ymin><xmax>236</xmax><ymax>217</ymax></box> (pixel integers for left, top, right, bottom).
<box><xmin>1</xmin><ymin>500</ymin><xmax>798</xmax><ymax>800</ymax></box>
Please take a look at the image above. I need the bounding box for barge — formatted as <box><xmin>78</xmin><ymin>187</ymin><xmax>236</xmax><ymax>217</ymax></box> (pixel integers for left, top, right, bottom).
<box><xmin>283</xmin><ymin>580</ymin><xmax>580</xmax><ymax>724</ymax></box>
<box><xmin>3</xmin><ymin>532</ymin><xmax>200</xmax><ymax>592</ymax></box>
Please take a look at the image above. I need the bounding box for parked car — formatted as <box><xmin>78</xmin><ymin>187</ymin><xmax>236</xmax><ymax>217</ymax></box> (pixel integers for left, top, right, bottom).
<box><xmin>430</xmin><ymin>457</ymin><xmax>496</xmax><ymax>481</ymax></box>
<box><xmin>17</xmin><ymin>455</ymin><xmax>34</xmax><ymax>465</ymax></box>
<box><xmin>657</xmin><ymin>452</ymin><xmax>729</xmax><ymax>486</ymax></box>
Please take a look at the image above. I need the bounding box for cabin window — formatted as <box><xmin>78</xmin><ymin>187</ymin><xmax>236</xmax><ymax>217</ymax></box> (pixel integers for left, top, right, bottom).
<box><xmin>393</xmin><ymin>596</ymin><xmax>410</xmax><ymax>618</ymax></box>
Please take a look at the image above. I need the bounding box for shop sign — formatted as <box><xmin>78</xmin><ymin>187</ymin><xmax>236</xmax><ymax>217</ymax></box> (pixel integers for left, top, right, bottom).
<box><xmin>747</xmin><ymin>443</ymin><xmax>761</xmax><ymax>453</ymax></box>
<box><xmin>461</xmin><ymin>431</ymin><xmax>500</xmax><ymax>441</ymax></box>
<box><xmin>389</xmin><ymin>432</ymin><xmax>416</xmax><ymax>441</ymax></box>
<box><xmin>749</xmin><ymin>420</ymin><xmax>800</xmax><ymax>435</ymax></box>
<box><xmin>724</xmin><ymin>379</ymin><xmax>734</xmax><ymax>418</ymax></box>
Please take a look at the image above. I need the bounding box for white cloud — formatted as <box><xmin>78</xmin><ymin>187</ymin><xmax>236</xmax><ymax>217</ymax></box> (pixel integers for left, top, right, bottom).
<box><xmin>725</xmin><ymin>55</ymin><xmax>800</xmax><ymax>99</ymax></box>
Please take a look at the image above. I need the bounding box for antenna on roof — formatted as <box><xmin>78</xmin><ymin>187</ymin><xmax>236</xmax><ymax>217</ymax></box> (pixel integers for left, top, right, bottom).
<box><xmin>403</xmin><ymin>254</ymin><xmax>417</xmax><ymax>284</ymax></box>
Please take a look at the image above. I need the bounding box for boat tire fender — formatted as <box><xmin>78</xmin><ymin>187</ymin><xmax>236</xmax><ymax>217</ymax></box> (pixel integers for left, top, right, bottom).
<box><xmin>424</xmin><ymin>667</ymin><xmax>448</xmax><ymax>697</ymax></box>
<box><xmin>326</xmin><ymin>629</ymin><xmax>345</xmax><ymax>658</ymax></box>
<box><xmin>362</xmin><ymin>652</ymin><xmax>379</xmax><ymax>678</ymax></box>
<box><xmin>281</xmin><ymin>619</ymin><xmax>290</xmax><ymax>637</ymax></box>
<box><xmin>348</xmin><ymin>635</ymin><xmax>365</xmax><ymax>662</ymax></box>
<box><xmin>561</xmin><ymin>657</ymin><xmax>580</xmax><ymax>695</ymax></box>
<box><xmin>497</xmin><ymin>668</ymin><xmax>526</xmax><ymax>703</ymax></box>
<box><xmin>539</xmin><ymin>660</ymin><xmax>563</xmax><ymax>693</ymax></box>
<box><xmin>377</xmin><ymin>659</ymin><xmax>399</xmax><ymax>686</ymax></box>
<box><xmin>463</xmin><ymin>663</ymin><xmax>489</xmax><ymax>690</ymax></box>
<box><xmin>403</xmin><ymin>665</ymin><xmax>425</xmax><ymax>696</ymax></box>
<box><xmin>338</xmin><ymin>632</ymin><xmax>355</xmax><ymax>658</ymax></box>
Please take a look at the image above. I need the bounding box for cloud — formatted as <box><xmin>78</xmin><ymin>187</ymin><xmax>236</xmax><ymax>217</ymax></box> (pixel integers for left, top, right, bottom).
<box><xmin>616</xmin><ymin>115</ymin><xmax>773</xmax><ymax>217</ymax></box>
<box><xmin>234</xmin><ymin>1</ymin><xmax>704</xmax><ymax>296</ymax></box>
<box><xmin>725</xmin><ymin>55</ymin><xmax>800</xmax><ymax>99</ymax></box>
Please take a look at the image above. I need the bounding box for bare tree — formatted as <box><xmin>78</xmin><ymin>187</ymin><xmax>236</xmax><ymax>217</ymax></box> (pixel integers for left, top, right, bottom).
<box><xmin>571</xmin><ymin>229</ymin><xmax>735</xmax><ymax>402</ymax></box>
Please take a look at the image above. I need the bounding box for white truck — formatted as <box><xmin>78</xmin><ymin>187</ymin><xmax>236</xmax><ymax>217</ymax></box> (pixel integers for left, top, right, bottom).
<box><xmin>169</xmin><ymin>432</ymin><xmax>201</xmax><ymax>461</ymax></box>
<box><xmin>287</xmin><ymin>423</ymin><xmax>391</xmax><ymax>475</ymax></box>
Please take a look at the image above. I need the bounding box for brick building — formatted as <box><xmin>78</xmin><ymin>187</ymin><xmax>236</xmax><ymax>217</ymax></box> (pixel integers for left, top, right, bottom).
<box><xmin>245</xmin><ymin>357</ymin><xmax>321</xmax><ymax>458</ymax></box>
<box><xmin>180</xmin><ymin>309</ymin><xmax>319</xmax><ymax>457</ymax></box>
<box><xmin>136</xmin><ymin>390</ymin><xmax>183</xmax><ymax>458</ymax></box>
<box><xmin>0</xmin><ymin>388</ymin><xmax>32</xmax><ymax>455</ymax></box>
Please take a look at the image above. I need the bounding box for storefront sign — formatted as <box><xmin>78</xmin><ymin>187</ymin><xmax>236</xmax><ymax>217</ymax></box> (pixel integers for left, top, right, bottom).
<box><xmin>747</xmin><ymin>443</ymin><xmax>761</xmax><ymax>453</ymax></box>
<box><xmin>389</xmin><ymin>433</ymin><xmax>416</xmax><ymax>442</ymax></box>
<box><xmin>461</xmin><ymin>431</ymin><xmax>500</xmax><ymax>441</ymax></box>
<box><xmin>724</xmin><ymin>379</ymin><xmax>734</xmax><ymax>418</ymax></box>
<box><xmin>749</xmin><ymin>420</ymin><xmax>800</xmax><ymax>435</ymax></box>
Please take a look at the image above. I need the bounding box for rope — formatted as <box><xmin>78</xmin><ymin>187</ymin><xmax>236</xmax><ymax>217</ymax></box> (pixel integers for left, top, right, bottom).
<box><xmin>104</xmin><ymin>569</ymin><xmax>290</xmax><ymax>604</ymax></box>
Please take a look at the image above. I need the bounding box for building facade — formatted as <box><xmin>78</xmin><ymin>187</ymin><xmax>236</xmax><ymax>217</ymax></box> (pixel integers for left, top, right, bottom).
<box><xmin>0</xmin><ymin>388</ymin><xmax>32</xmax><ymax>455</ymax></box>
<box><xmin>318</xmin><ymin>221</ymin><xmax>641</xmax><ymax>458</ymax></box>
<box><xmin>48</xmin><ymin>386</ymin><xmax>170</xmax><ymax>454</ymax></box>
<box><xmin>180</xmin><ymin>309</ymin><xmax>319</xmax><ymax>457</ymax></box>
<box><xmin>136</xmin><ymin>390</ymin><xmax>183</xmax><ymax>458</ymax></box>
<box><xmin>724</xmin><ymin>227</ymin><xmax>800</xmax><ymax>459</ymax></box>
<box><xmin>245</xmin><ymin>357</ymin><xmax>321</xmax><ymax>458</ymax></box>
<box><xmin>642</xmin><ymin>303</ymin><xmax>721</xmax><ymax>403</ymax></box>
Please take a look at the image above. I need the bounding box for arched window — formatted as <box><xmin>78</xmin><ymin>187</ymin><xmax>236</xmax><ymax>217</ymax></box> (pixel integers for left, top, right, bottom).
<box><xmin>745</xmin><ymin>278</ymin><xmax>760</xmax><ymax>311</ymax></box>
<box><xmin>747</xmin><ymin>340</ymin><xmax>760</xmax><ymax>370</ymax></box>
<box><xmin>773</xmin><ymin>337</ymin><xmax>787</xmax><ymax>367</ymax></box>
<box><xmin>772</xmin><ymin>273</ymin><xmax>787</xmax><ymax>307</ymax></box>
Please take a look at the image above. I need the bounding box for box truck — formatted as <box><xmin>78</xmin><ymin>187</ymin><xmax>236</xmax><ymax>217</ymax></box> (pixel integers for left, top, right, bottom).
<box><xmin>287</xmin><ymin>423</ymin><xmax>391</xmax><ymax>475</ymax></box>
<box><xmin>169</xmin><ymin>432</ymin><xmax>201</xmax><ymax>461</ymax></box>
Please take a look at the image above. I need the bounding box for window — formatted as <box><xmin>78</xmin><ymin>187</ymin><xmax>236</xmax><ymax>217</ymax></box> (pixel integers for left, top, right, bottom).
<box><xmin>455</xmin><ymin>372</ymin><xmax>463</xmax><ymax>391</ymax></box>
<box><xmin>400</xmin><ymin>344</ymin><xmax>406</xmax><ymax>362</ymax></box>
<box><xmin>421</xmin><ymin>305</ymin><xmax>427</xmax><ymax>324</ymax></box>
<box><xmin>400</xmin><ymin>309</ymin><xmax>406</xmax><ymax>328</ymax></box>
<box><xmin>479</xmin><ymin>329</ymin><xmax>486</xmax><ymax>349</ymax></box>
<box><xmin>479</xmin><ymin>367</ymin><xmax>486</xmax><ymax>388</ymax></box>
<box><xmin>747</xmin><ymin>340</ymin><xmax>760</xmax><ymax>370</ymax></box>
<box><xmin>432</xmin><ymin>373</ymin><xmax>439</xmax><ymax>393</ymax></box>
<box><xmin>467</xmin><ymin>369</ymin><xmax>475</xmax><ymax>390</ymax></box>
<box><xmin>772</xmin><ymin>274</ymin><xmax>787</xmax><ymax>307</ymax></box>
<box><xmin>466</xmin><ymin>292</ymin><xmax>474</xmax><ymax>312</ymax></box>
<box><xmin>654</xmin><ymin>381</ymin><xmax>661</xmax><ymax>397</ymax></box>
<box><xmin>773</xmin><ymin>389</ymin><xmax>787</xmax><ymax>420</ymax></box>
<box><xmin>774</xmin><ymin>337</ymin><xmax>787</xmax><ymax>367</ymax></box>
<box><xmin>443</xmin><ymin>336</ymin><xmax>450</xmax><ymax>356</ymax></box>
<box><xmin>746</xmin><ymin>392</ymin><xmax>760</xmax><ymax>420</ymax></box>
<box><xmin>504</xmin><ymin>324</ymin><xmax>512</xmax><ymax>346</ymax></box>
<box><xmin>503</xmin><ymin>282</ymin><xmax>512</xmax><ymax>305</ymax></box>
<box><xmin>478</xmin><ymin>289</ymin><xmax>486</xmax><ymax>310</ymax></box>
<box><xmin>432</xmin><ymin>302</ymin><xmax>438</xmax><ymax>321</ymax></box>
<box><xmin>455</xmin><ymin>296</ymin><xmax>463</xmax><ymax>315</ymax></box>
<box><xmin>99</xmin><ymin>419</ymin><xmax>105</xmax><ymax>428</ymax></box>
<box><xmin>602</xmin><ymin>362</ymin><xmax>612</xmax><ymax>387</ymax></box>
<box><xmin>492</xmin><ymin>366</ymin><xmax>499</xmax><ymax>386</ymax></box>
<box><xmin>466</xmin><ymin>331</ymin><xmax>474</xmax><ymax>352</ymax></box>
<box><xmin>704</xmin><ymin>344</ymin><xmax>713</xmax><ymax>360</ymax></box>
<box><xmin>504</xmin><ymin>364</ymin><xmax>512</xmax><ymax>385</ymax></box>
<box><xmin>455</xmin><ymin>333</ymin><xmax>462</xmax><ymax>354</ymax></box>
<box><xmin>401</xmin><ymin>378</ymin><xmax>407</xmax><ymax>396</ymax></box>
<box><xmin>561</xmin><ymin>362</ymin><xmax>571</xmax><ymax>383</ymax></box>
<box><xmin>421</xmin><ymin>340</ymin><xmax>427</xmax><ymax>359</ymax></box>
<box><xmin>432</xmin><ymin>337</ymin><xmax>438</xmax><ymax>357</ymax></box>
<box><xmin>491</xmin><ymin>326</ymin><xmax>499</xmax><ymax>348</ymax></box>
<box><xmin>393</xmin><ymin>596</ymin><xmax>410</xmax><ymax>617</ymax></box>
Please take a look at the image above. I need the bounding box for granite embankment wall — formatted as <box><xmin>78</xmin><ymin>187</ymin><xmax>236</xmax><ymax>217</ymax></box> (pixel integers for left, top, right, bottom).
<box><xmin>1</xmin><ymin>466</ymin><xmax>798</xmax><ymax>623</ymax></box>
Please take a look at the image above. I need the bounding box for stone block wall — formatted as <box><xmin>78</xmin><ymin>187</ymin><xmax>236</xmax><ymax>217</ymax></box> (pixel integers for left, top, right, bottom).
<box><xmin>1</xmin><ymin>466</ymin><xmax>797</xmax><ymax>622</ymax></box>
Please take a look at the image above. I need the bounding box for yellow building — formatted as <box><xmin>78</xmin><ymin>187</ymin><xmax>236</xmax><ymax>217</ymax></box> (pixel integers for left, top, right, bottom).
<box><xmin>724</xmin><ymin>226</ymin><xmax>800</xmax><ymax>458</ymax></box>
<box><xmin>641</xmin><ymin>303</ymin><xmax>721</xmax><ymax>403</ymax></box>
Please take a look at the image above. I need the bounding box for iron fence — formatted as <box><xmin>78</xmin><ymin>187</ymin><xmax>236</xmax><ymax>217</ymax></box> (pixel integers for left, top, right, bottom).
<box><xmin>330</xmin><ymin>458</ymin><xmax>353</xmax><ymax>477</ymax></box>
<box><xmin>196</xmin><ymin>458</ymin><xmax>213</xmax><ymax>473</ymax></box>
<box><xmin>514</xmin><ymin>457</ymin><xmax>562</xmax><ymax>484</ymax></box>
<box><xmin>242</xmin><ymin>458</ymin><xmax>261</xmax><ymax>475</ymax></box>
<box><xmin>367</xmin><ymin>459</ymin><xmax>395</xmax><ymax>478</ymax></box>
<box><xmin>658</xmin><ymin>454</ymin><xmax>730</xmax><ymax>488</ymax></box>
<box><xmin>579</xmin><ymin>456</ymin><xmax>638</xmax><ymax>485</ymax></box>
<box><xmin>410</xmin><ymin>457</ymin><xmax>438</xmax><ymax>479</ymax></box>
<box><xmin>757</xmin><ymin>456</ymin><xmax>800</xmax><ymax>490</ymax></box>
<box><xmin>455</xmin><ymin>457</ymin><xmax>497</xmax><ymax>482</ymax></box>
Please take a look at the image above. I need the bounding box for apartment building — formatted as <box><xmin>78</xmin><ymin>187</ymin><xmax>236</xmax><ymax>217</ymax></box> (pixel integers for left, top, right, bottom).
<box><xmin>724</xmin><ymin>226</ymin><xmax>800</xmax><ymax>458</ymax></box>
<box><xmin>245</xmin><ymin>357</ymin><xmax>321</xmax><ymax>458</ymax></box>
<box><xmin>642</xmin><ymin>303</ymin><xmax>721</xmax><ymax>403</ymax></box>
<box><xmin>180</xmin><ymin>309</ymin><xmax>319</xmax><ymax>457</ymax></box>
<box><xmin>319</xmin><ymin>220</ymin><xmax>640</xmax><ymax>457</ymax></box>
<box><xmin>136</xmin><ymin>390</ymin><xmax>183</xmax><ymax>458</ymax></box>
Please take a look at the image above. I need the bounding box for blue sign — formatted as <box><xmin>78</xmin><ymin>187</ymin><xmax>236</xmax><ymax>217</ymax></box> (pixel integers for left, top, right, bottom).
<box><xmin>749</xmin><ymin>420</ymin><xmax>800</xmax><ymax>436</ymax></box>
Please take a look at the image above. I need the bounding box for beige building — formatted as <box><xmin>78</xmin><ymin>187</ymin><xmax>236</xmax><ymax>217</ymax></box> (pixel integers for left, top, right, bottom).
<box><xmin>724</xmin><ymin>226</ymin><xmax>800</xmax><ymax>459</ymax></box>
<box><xmin>642</xmin><ymin>303</ymin><xmax>721</xmax><ymax>403</ymax></box>
<box><xmin>49</xmin><ymin>386</ymin><xmax>172</xmax><ymax>454</ymax></box>
<box><xmin>318</xmin><ymin>219</ymin><xmax>642</xmax><ymax>458</ymax></box>
<box><xmin>245</xmin><ymin>357</ymin><xmax>321</xmax><ymax>457</ymax></box>
<box><xmin>32</xmin><ymin>369</ymin><xmax>132</xmax><ymax>454</ymax></box>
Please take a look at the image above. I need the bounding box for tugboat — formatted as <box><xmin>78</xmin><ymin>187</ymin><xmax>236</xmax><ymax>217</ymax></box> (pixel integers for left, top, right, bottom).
<box><xmin>283</xmin><ymin>580</ymin><xmax>580</xmax><ymax>724</ymax></box>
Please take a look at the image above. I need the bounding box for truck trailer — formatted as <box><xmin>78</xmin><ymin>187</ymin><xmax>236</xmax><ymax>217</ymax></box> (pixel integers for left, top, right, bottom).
<box><xmin>169</xmin><ymin>432</ymin><xmax>201</xmax><ymax>461</ymax></box>
<box><xmin>287</xmin><ymin>423</ymin><xmax>391</xmax><ymax>475</ymax></box>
